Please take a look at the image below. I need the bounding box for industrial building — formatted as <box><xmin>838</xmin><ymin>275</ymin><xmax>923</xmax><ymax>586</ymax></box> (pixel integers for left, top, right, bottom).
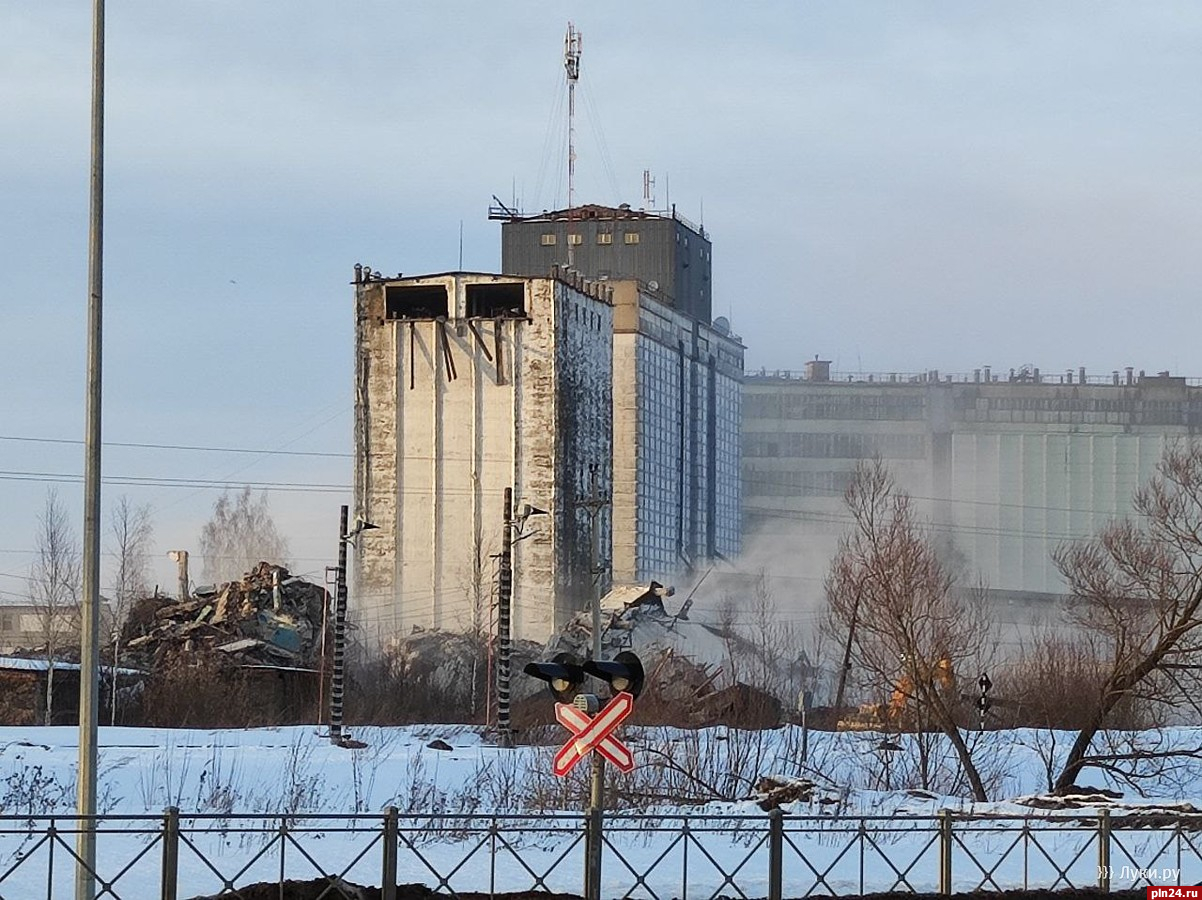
<box><xmin>352</xmin><ymin>268</ymin><xmax>614</xmax><ymax>646</ymax></box>
<box><xmin>500</xmin><ymin>203</ymin><xmax>714</xmax><ymax>322</ymax></box>
<box><xmin>742</xmin><ymin>363</ymin><xmax>1202</xmax><ymax>627</ymax></box>
<box><xmin>500</xmin><ymin>205</ymin><xmax>744</xmax><ymax>583</ymax></box>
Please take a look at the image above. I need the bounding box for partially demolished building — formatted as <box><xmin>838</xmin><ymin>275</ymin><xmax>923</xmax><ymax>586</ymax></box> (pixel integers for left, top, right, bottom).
<box><xmin>352</xmin><ymin>270</ymin><xmax>614</xmax><ymax>645</ymax></box>
<box><xmin>352</xmin><ymin>205</ymin><xmax>744</xmax><ymax>649</ymax></box>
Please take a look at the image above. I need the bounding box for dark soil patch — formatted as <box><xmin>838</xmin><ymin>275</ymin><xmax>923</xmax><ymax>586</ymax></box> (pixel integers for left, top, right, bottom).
<box><xmin>189</xmin><ymin>882</ymin><xmax>1155</xmax><ymax>900</ymax></box>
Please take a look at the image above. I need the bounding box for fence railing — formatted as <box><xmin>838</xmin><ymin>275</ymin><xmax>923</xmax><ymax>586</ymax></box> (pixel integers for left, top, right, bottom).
<box><xmin>2</xmin><ymin>808</ymin><xmax>1200</xmax><ymax>899</ymax></box>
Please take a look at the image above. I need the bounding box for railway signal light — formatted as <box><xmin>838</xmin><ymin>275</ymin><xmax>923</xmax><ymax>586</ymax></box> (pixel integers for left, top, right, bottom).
<box><xmin>583</xmin><ymin>651</ymin><xmax>645</xmax><ymax>699</ymax></box>
<box><xmin>976</xmin><ymin>671</ymin><xmax>992</xmax><ymax>730</ymax></box>
<box><xmin>523</xmin><ymin>652</ymin><xmax>586</xmax><ymax>703</ymax></box>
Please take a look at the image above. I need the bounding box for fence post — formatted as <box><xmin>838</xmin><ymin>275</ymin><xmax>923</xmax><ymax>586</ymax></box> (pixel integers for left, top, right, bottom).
<box><xmin>768</xmin><ymin>808</ymin><xmax>783</xmax><ymax>900</ymax></box>
<box><xmin>382</xmin><ymin>806</ymin><xmax>398</xmax><ymax>900</ymax></box>
<box><xmin>938</xmin><ymin>809</ymin><xmax>953</xmax><ymax>896</ymax></box>
<box><xmin>1098</xmin><ymin>808</ymin><xmax>1111</xmax><ymax>892</ymax></box>
<box><xmin>584</xmin><ymin>808</ymin><xmax>603</xmax><ymax>900</ymax></box>
<box><xmin>161</xmin><ymin>806</ymin><xmax>179</xmax><ymax>900</ymax></box>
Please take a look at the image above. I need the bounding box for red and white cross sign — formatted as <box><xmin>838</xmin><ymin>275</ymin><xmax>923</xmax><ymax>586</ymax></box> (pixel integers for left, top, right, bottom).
<box><xmin>552</xmin><ymin>691</ymin><xmax>635</xmax><ymax>776</ymax></box>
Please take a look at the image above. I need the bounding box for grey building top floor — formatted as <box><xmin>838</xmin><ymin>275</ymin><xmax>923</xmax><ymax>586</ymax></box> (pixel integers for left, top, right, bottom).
<box><xmin>492</xmin><ymin>203</ymin><xmax>708</xmax><ymax>240</ymax></box>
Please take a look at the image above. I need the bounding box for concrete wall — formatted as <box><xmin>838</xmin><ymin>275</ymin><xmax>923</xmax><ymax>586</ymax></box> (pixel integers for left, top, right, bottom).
<box><xmin>353</xmin><ymin>272</ymin><xmax>612</xmax><ymax>648</ymax></box>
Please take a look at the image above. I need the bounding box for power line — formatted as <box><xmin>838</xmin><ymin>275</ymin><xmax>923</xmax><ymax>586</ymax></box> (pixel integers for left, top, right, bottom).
<box><xmin>0</xmin><ymin>434</ymin><xmax>350</xmax><ymax>459</ymax></box>
<box><xmin>0</xmin><ymin>470</ymin><xmax>350</xmax><ymax>494</ymax></box>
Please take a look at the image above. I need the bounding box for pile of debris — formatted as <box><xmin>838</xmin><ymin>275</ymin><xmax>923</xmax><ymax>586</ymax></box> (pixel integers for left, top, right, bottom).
<box><xmin>121</xmin><ymin>562</ymin><xmax>328</xmax><ymax>670</ymax></box>
<box><xmin>544</xmin><ymin>586</ymin><xmax>785</xmax><ymax>730</ymax></box>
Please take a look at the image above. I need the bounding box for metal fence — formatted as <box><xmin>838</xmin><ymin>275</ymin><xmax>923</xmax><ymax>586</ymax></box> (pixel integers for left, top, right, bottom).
<box><xmin>3</xmin><ymin>809</ymin><xmax>1201</xmax><ymax>899</ymax></box>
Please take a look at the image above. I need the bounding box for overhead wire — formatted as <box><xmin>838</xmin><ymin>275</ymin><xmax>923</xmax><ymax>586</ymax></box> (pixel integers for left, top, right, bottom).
<box><xmin>580</xmin><ymin>81</ymin><xmax>623</xmax><ymax>203</ymax></box>
<box><xmin>0</xmin><ymin>435</ymin><xmax>349</xmax><ymax>459</ymax></box>
<box><xmin>530</xmin><ymin>71</ymin><xmax>567</xmax><ymax>212</ymax></box>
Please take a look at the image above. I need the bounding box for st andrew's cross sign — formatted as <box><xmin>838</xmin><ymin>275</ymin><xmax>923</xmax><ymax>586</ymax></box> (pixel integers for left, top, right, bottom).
<box><xmin>552</xmin><ymin>691</ymin><xmax>635</xmax><ymax>776</ymax></box>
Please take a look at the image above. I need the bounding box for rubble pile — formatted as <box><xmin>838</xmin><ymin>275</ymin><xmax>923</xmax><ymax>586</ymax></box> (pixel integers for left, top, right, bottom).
<box><xmin>121</xmin><ymin>562</ymin><xmax>328</xmax><ymax>669</ymax></box>
<box><xmin>546</xmin><ymin>590</ymin><xmax>787</xmax><ymax>729</ymax></box>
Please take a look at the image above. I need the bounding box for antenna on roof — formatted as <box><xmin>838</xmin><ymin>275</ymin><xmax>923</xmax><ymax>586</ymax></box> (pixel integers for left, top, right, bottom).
<box><xmin>642</xmin><ymin>168</ymin><xmax>656</xmax><ymax>209</ymax></box>
<box><xmin>564</xmin><ymin>21</ymin><xmax>582</xmax><ymax>264</ymax></box>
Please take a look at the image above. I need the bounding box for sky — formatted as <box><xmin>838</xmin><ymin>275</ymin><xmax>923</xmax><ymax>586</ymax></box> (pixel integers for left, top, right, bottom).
<box><xmin>1</xmin><ymin>2</ymin><xmax>1200</xmax><ymax>599</ymax></box>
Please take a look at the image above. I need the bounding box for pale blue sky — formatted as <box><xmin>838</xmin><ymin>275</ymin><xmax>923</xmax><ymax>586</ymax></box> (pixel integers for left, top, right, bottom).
<box><xmin>1</xmin><ymin>2</ymin><xmax>1199</xmax><ymax>593</ymax></box>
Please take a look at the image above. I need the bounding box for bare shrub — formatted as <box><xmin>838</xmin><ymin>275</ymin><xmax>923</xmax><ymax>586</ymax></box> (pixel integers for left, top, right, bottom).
<box><xmin>995</xmin><ymin>629</ymin><xmax>1147</xmax><ymax>731</ymax></box>
<box><xmin>137</xmin><ymin>653</ymin><xmax>264</xmax><ymax>728</ymax></box>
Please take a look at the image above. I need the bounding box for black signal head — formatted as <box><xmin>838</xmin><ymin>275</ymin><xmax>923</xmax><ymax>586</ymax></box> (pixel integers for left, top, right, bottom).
<box><xmin>583</xmin><ymin>651</ymin><xmax>645</xmax><ymax>698</ymax></box>
<box><xmin>523</xmin><ymin>652</ymin><xmax>586</xmax><ymax>703</ymax></box>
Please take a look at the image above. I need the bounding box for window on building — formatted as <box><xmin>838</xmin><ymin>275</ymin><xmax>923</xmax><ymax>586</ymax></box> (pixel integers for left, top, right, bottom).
<box><xmin>0</xmin><ymin>614</ymin><xmax>12</xmax><ymax>632</ymax></box>
<box><xmin>385</xmin><ymin>284</ymin><xmax>449</xmax><ymax>320</ymax></box>
<box><xmin>624</xmin><ymin>232</ymin><xmax>640</xmax><ymax>245</ymax></box>
<box><xmin>597</xmin><ymin>232</ymin><xmax>613</xmax><ymax>245</ymax></box>
<box><xmin>568</xmin><ymin>233</ymin><xmax>583</xmax><ymax>246</ymax></box>
<box><xmin>466</xmin><ymin>282</ymin><xmax>525</xmax><ymax>318</ymax></box>
<box><xmin>540</xmin><ymin>233</ymin><xmax>557</xmax><ymax>246</ymax></box>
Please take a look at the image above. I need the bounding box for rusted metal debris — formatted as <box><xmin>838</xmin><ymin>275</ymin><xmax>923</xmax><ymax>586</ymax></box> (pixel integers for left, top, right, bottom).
<box><xmin>121</xmin><ymin>562</ymin><xmax>327</xmax><ymax>670</ymax></box>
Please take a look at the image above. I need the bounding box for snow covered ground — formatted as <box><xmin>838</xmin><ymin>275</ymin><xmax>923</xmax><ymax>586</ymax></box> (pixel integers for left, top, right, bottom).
<box><xmin>2</xmin><ymin>722</ymin><xmax>1201</xmax><ymax>897</ymax></box>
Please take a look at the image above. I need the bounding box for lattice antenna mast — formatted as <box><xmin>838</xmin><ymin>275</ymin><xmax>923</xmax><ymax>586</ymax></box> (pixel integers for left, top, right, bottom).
<box><xmin>564</xmin><ymin>22</ymin><xmax>582</xmax><ymax>264</ymax></box>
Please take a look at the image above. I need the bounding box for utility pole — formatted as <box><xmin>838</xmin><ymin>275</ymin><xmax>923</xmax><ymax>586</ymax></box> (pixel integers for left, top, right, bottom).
<box><xmin>496</xmin><ymin>488</ymin><xmax>514</xmax><ymax>746</ymax></box>
<box><xmin>329</xmin><ymin>505</ymin><xmax>349</xmax><ymax>745</ymax></box>
<box><xmin>76</xmin><ymin>0</ymin><xmax>105</xmax><ymax>894</ymax></box>
<box><xmin>580</xmin><ymin>465</ymin><xmax>609</xmax><ymax>900</ymax></box>
<box><xmin>833</xmin><ymin>587</ymin><xmax>862</xmax><ymax>713</ymax></box>
<box><xmin>318</xmin><ymin>566</ymin><xmax>338</xmax><ymax>729</ymax></box>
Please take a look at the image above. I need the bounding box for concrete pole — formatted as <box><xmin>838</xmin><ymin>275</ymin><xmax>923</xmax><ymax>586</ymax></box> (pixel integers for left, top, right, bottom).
<box><xmin>167</xmin><ymin>550</ymin><xmax>188</xmax><ymax>601</ymax></box>
<box><xmin>329</xmin><ymin>505</ymin><xmax>349</xmax><ymax>744</ymax></box>
<box><xmin>76</xmin><ymin>0</ymin><xmax>105</xmax><ymax>895</ymax></box>
<box><xmin>496</xmin><ymin>488</ymin><xmax>513</xmax><ymax>746</ymax></box>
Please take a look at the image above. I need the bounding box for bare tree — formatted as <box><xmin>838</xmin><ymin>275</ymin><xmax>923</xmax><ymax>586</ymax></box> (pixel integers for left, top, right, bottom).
<box><xmin>460</xmin><ymin>532</ymin><xmax>496</xmax><ymax>646</ymax></box>
<box><xmin>825</xmin><ymin>458</ymin><xmax>993</xmax><ymax>801</ymax></box>
<box><xmin>109</xmin><ymin>496</ymin><xmax>153</xmax><ymax>621</ymax></box>
<box><xmin>107</xmin><ymin>496</ymin><xmax>153</xmax><ymax>724</ymax></box>
<box><xmin>29</xmin><ymin>489</ymin><xmax>82</xmax><ymax>725</ymax></box>
<box><xmin>1051</xmin><ymin>441</ymin><xmax>1202</xmax><ymax>792</ymax></box>
<box><xmin>458</xmin><ymin>532</ymin><xmax>495</xmax><ymax>722</ymax></box>
<box><xmin>198</xmin><ymin>487</ymin><xmax>290</xmax><ymax>583</ymax></box>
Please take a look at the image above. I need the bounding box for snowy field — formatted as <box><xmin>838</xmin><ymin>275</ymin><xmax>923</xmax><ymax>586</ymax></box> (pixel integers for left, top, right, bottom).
<box><xmin>2</xmin><ymin>723</ymin><xmax>1201</xmax><ymax>897</ymax></box>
